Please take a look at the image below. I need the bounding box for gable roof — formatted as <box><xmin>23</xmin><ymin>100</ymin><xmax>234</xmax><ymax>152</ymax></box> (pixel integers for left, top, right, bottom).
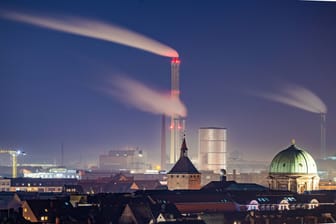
<box><xmin>168</xmin><ymin>157</ymin><xmax>200</xmax><ymax>174</ymax></box>
<box><xmin>0</xmin><ymin>192</ymin><xmax>22</xmax><ymax>209</ymax></box>
<box><xmin>202</xmin><ymin>181</ymin><xmax>268</xmax><ymax>191</ymax></box>
<box><xmin>132</xmin><ymin>180</ymin><xmax>163</xmax><ymax>190</ymax></box>
<box><xmin>147</xmin><ymin>196</ymin><xmax>181</xmax><ymax>219</ymax></box>
<box><xmin>119</xmin><ymin>203</ymin><xmax>151</xmax><ymax>223</ymax></box>
<box><xmin>112</xmin><ymin>173</ymin><xmax>134</xmax><ymax>182</ymax></box>
<box><xmin>24</xmin><ymin>199</ymin><xmax>73</xmax><ymax>220</ymax></box>
<box><xmin>119</xmin><ymin>194</ymin><xmax>182</xmax><ymax>223</ymax></box>
<box><xmin>103</xmin><ymin>182</ymin><xmax>133</xmax><ymax>193</ymax></box>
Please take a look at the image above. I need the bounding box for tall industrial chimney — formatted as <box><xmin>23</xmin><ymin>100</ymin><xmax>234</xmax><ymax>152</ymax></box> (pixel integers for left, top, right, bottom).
<box><xmin>170</xmin><ymin>57</ymin><xmax>185</xmax><ymax>164</ymax></box>
<box><xmin>161</xmin><ymin>114</ymin><xmax>166</xmax><ymax>170</ymax></box>
<box><xmin>320</xmin><ymin>113</ymin><xmax>326</xmax><ymax>159</ymax></box>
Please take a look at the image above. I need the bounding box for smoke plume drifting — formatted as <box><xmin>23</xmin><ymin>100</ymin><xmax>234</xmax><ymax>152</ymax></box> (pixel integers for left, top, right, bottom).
<box><xmin>254</xmin><ymin>84</ymin><xmax>327</xmax><ymax>114</ymax></box>
<box><xmin>103</xmin><ymin>76</ymin><xmax>187</xmax><ymax>117</ymax></box>
<box><xmin>302</xmin><ymin>0</ymin><xmax>336</xmax><ymax>2</ymax></box>
<box><xmin>0</xmin><ymin>10</ymin><xmax>179</xmax><ymax>58</ymax></box>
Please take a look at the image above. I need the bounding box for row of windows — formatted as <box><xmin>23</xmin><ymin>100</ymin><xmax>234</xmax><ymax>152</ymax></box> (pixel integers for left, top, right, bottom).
<box><xmin>170</xmin><ymin>175</ymin><xmax>200</xmax><ymax>178</ymax></box>
<box><xmin>15</xmin><ymin>183</ymin><xmax>45</xmax><ymax>186</ymax></box>
<box><xmin>14</xmin><ymin>187</ymin><xmax>63</xmax><ymax>192</ymax></box>
<box><xmin>14</xmin><ymin>182</ymin><xmax>76</xmax><ymax>186</ymax></box>
<box><xmin>248</xmin><ymin>203</ymin><xmax>319</xmax><ymax>211</ymax></box>
<box><xmin>0</xmin><ymin>188</ymin><xmax>10</xmax><ymax>191</ymax></box>
<box><xmin>0</xmin><ymin>182</ymin><xmax>10</xmax><ymax>185</ymax></box>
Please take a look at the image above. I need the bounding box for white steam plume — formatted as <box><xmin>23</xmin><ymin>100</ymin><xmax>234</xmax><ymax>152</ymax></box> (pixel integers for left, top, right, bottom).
<box><xmin>253</xmin><ymin>84</ymin><xmax>327</xmax><ymax>114</ymax></box>
<box><xmin>301</xmin><ymin>0</ymin><xmax>336</xmax><ymax>2</ymax></box>
<box><xmin>0</xmin><ymin>10</ymin><xmax>179</xmax><ymax>58</ymax></box>
<box><xmin>103</xmin><ymin>76</ymin><xmax>187</xmax><ymax>117</ymax></box>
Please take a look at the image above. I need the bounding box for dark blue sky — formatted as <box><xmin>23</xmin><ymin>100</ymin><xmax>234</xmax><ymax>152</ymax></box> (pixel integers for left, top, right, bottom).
<box><xmin>0</xmin><ymin>0</ymin><xmax>335</xmax><ymax>167</ymax></box>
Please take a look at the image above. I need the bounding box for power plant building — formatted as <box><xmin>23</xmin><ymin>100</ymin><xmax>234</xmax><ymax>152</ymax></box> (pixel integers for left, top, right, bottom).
<box><xmin>99</xmin><ymin>148</ymin><xmax>147</xmax><ymax>172</ymax></box>
<box><xmin>198</xmin><ymin>127</ymin><xmax>227</xmax><ymax>173</ymax></box>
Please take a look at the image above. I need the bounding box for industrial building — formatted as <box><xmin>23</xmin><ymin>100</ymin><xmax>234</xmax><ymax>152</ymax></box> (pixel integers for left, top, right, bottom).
<box><xmin>23</xmin><ymin>167</ymin><xmax>80</xmax><ymax>179</ymax></box>
<box><xmin>0</xmin><ymin>177</ymin><xmax>80</xmax><ymax>193</ymax></box>
<box><xmin>198</xmin><ymin>127</ymin><xmax>227</xmax><ymax>173</ymax></box>
<box><xmin>99</xmin><ymin>148</ymin><xmax>148</xmax><ymax>172</ymax></box>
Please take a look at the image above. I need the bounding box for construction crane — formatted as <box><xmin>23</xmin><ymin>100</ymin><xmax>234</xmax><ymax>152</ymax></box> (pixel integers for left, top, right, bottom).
<box><xmin>0</xmin><ymin>149</ymin><xmax>25</xmax><ymax>178</ymax></box>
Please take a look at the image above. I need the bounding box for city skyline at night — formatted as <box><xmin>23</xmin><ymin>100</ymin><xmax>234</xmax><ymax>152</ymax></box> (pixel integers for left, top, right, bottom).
<box><xmin>0</xmin><ymin>0</ymin><xmax>335</xmax><ymax>167</ymax></box>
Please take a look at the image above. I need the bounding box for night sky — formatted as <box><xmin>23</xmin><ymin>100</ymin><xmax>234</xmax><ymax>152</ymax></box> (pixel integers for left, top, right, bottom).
<box><xmin>0</xmin><ymin>0</ymin><xmax>335</xmax><ymax>167</ymax></box>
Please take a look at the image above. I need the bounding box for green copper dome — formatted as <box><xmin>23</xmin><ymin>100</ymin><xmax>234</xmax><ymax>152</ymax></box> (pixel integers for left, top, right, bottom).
<box><xmin>269</xmin><ymin>143</ymin><xmax>317</xmax><ymax>174</ymax></box>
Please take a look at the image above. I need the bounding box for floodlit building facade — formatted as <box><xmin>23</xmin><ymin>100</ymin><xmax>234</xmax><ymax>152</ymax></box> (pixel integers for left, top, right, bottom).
<box><xmin>99</xmin><ymin>148</ymin><xmax>147</xmax><ymax>172</ymax></box>
<box><xmin>198</xmin><ymin>127</ymin><xmax>227</xmax><ymax>173</ymax></box>
<box><xmin>23</xmin><ymin>167</ymin><xmax>80</xmax><ymax>179</ymax></box>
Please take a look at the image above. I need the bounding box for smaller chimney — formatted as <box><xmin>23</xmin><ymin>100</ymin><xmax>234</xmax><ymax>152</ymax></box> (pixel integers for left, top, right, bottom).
<box><xmin>220</xmin><ymin>169</ymin><xmax>226</xmax><ymax>182</ymax></box>
<box><xmin>233</xmin><ymin>169</ymin><xmax>237</xmax><ymax>181</ymax></box>
<box><xmin>161</xmin><ymin>115</ymin><xmax>166</xmax><ymax>170</ymax></box>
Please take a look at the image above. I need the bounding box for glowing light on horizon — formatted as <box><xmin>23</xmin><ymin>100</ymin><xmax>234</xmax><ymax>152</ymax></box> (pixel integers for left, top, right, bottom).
<box><xmin>0</xmin><ymin>10</ymin><xmax>179</xmax><ymax>58</ymax></box>
<box><xmin>102</xmin><ymin>76</ymin><xmax>187</xmax><ymax>117</ymax></box>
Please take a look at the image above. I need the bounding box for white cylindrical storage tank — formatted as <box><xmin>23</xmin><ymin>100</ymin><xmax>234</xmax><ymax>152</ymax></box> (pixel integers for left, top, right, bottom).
<box><xmin>198</xmin><ymin>127</ymin><xmax>227</xmax><ymax>173</ymax></box>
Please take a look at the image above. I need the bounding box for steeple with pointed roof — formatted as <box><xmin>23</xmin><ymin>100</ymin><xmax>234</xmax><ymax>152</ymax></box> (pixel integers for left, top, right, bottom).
<box><xmin>180</xmin><ymin>138</ymin><xmax>188</xmax><ymax>158</ymax></box>
<box><xmin>167</xmin><ymin>137</ymin><xmax>201</xmax><ymax>190</ymax></box>
<box><xmin>168</xmin><ymin>138</ymin><xmax>200</xmax><ymax>175</ymax></box>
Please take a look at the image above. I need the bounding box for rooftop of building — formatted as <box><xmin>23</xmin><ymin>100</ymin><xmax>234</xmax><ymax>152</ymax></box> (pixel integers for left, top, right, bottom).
<box><xmin>269</xmin><ymin>141</ymin><xmax>318</xmax><ymax>174</ymax></box>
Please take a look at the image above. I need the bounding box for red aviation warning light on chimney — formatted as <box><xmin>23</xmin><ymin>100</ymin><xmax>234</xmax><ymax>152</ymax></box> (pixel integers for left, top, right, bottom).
<box><xmin>171</xmin><ymin>57</ymin><xmax>181</xmax><ymax>64</ymax></box>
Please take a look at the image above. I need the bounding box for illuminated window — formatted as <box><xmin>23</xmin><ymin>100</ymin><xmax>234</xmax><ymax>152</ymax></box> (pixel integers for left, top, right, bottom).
<box><xmin>40</xmin><ymin>216</ymin><xmax>48</xmax><ymax>221</ymax></box>
<box><xmin>24</xmin><ymin>208</ymin><xmax>27</xmax><ymax>212</ymax></box>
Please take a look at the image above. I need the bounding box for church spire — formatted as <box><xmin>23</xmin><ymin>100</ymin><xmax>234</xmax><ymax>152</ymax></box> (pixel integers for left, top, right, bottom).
<box><xmin>180</xmin><ymin>137</ymin><xmax>188</xmax><ymax>158</ymax></box>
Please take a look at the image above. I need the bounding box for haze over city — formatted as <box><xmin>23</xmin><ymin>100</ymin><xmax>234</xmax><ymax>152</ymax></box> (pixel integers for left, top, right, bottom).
<box><xmin>0</xmin><ymin>0</ymin><xmax>335</xmax><ymax>167</ymax></box>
